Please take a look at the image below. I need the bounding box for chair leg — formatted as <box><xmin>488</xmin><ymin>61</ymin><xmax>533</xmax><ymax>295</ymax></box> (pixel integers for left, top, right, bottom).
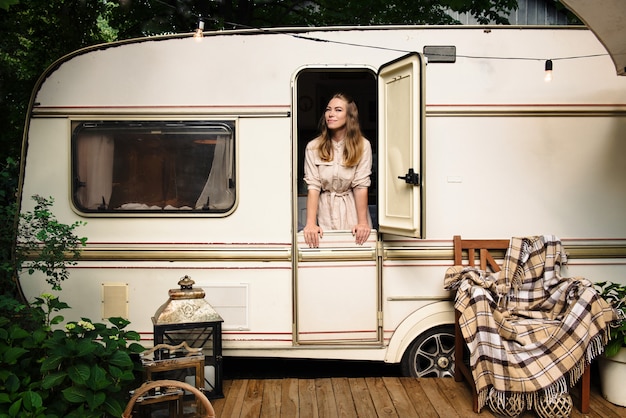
<box><xmin>455</xmin><ymin>310</ymin><xmax>480</xmax><ymax>412</ymax></box>
<box><xmin>454</xmin><ymin>311</ymin><xmax>464</xmax><ymax>383</ymax></box>
<box><xmin>578</xmin><ymin>364</ymin><xmax>590</xmax><ymax>414</ymax></box>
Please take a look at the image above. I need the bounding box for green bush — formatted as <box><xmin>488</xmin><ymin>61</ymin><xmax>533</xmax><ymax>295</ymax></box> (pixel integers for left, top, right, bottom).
<box><xmin>16</xmin><ymin>195</ymin><xmax>87</xmax><ymax>291</ymax></box>
<box><xmin>0</xmin><ymin>294</ymin><xmax>145</xmax><ymax>417</ymax></box>
<box><xmin>0</xmin><ymin>157</ymin><xmax>18</xmax><ymax>297</ymax></box>
<box><xmin>595</xmin><ymin>281</ymin><xmax>626</xmax><ymax>357</ymax></box>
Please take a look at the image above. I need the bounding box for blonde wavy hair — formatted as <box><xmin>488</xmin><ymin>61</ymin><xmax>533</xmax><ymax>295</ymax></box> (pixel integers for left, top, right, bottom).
<box><xmin>316</xmin><ymin>93</ymin><xmax>364</xmax><ymax>167</ymax></box>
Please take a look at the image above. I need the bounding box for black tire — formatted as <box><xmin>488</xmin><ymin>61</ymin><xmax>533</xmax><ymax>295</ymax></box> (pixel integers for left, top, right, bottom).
<box><xmin>400</xmin><ymin>325</ymin><xmax>455</xmax><ymax>378</ymax></box>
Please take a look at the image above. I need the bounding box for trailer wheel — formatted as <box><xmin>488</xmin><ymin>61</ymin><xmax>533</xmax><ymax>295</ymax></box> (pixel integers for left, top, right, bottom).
<box><xmin>401</xmin><ymin>325</ymin><xmax>455</xmax><ymax>378</ymax></box>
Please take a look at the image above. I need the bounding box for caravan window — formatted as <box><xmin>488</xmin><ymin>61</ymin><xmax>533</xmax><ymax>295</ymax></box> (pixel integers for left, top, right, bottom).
<box><xmin>71</xmin><ymin>121</ymin><xmax>236</xmax><ymax>214</ymax></box>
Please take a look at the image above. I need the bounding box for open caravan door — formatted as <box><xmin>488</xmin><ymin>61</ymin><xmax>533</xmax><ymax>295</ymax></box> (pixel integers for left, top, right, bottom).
<box><xmin>378</xmin><ymin>52</ymin><xmax>425</xmax><ymax>237</ymax></box>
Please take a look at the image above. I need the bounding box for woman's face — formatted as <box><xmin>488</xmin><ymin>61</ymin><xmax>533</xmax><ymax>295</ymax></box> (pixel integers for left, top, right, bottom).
<box><xmin>325</xmin><ymin>97</ymin><xmax>348</xmax><ymax>133</ymax></box>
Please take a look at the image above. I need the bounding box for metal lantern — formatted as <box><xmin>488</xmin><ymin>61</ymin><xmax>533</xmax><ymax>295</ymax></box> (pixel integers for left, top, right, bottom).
<box><xmin>152</xmin><ymin>275</ymin><xmax>224</xmax><ymax>398</ymax></box>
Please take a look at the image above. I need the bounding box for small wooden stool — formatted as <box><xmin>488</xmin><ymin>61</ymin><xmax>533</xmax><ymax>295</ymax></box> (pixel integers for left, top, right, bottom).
<box><xmin>123</xmin><ymin>380</ymin><xmax>215</xmax><ymax>418</ymax></box>
<box><xmin>140</xmin><ymin>342</ymin><xmax>207</xmax><ymax>415</ymax></box>
<box><xmin>132</xmin><ymin>385</ymin><xmax>184</xmax><ymax>418</ymax></box>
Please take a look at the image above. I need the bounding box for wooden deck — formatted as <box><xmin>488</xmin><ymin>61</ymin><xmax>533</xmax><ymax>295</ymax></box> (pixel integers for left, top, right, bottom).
<box><xmin>209</xmin><ymin>377</ymin><xmax>625</xmax><ymax>418</ymax></box>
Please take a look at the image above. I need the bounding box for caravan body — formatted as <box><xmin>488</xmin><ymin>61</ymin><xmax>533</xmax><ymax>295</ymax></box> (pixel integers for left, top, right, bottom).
<box><xmin>17</xmin><ymin>26</ymin><xmax>626</xmax><ymax>376</ymax></box>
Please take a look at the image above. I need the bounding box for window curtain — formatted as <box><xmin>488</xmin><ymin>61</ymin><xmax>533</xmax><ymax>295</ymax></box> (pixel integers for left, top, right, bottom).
<box><xmin>76</xmin><ymin>134</ymin><xmax>114</xmax><ymax>210</ymax></box>
<box><xmin>195</xmin><ymin>135</ymin><xmax>235</xmax><ymax>210</ymax></box>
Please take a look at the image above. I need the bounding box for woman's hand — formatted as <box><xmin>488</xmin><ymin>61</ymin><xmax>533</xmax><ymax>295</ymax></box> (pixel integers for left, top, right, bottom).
<box><xmin>304</xmin><ymin>223</ymin><xmax>323</xmax><ymax>248</ymax></box>
<box><xmin>352</xmin><ymin>223</ymin><xmax>370</xmax><ymax>245</ymax></box>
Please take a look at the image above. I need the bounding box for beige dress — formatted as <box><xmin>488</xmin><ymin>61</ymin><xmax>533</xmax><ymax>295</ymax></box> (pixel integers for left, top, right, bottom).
<box><xmin>304</xmin><ymin>137</ymin><xmax>372</xmax><ymax>230</ymax></box>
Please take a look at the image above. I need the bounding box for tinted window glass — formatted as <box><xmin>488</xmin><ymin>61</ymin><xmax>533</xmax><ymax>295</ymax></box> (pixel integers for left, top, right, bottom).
<box><xmin>72</xmin><ymin>121</ymin><xmax>235</xmax><ymax>213</ymax></box>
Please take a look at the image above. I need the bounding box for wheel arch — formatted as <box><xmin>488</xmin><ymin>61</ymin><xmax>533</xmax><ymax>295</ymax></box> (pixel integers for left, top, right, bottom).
<box><xmin>384</xmin><ymin>301</ymin><xmax>455</xmax><ymax>364</ymax></box>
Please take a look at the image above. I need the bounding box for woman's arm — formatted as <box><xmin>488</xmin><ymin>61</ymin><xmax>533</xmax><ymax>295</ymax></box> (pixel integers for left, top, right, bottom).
<box><xmin>351</xmin><ymin>139</ymin><xmax>372</xmax><ymax>245</ymax></box>
<box><xmin>303</xmin><ymin>141</ymin><xmax>324</xmax><ymax>248</ymax></box>
<box><xmin>352</xmin><ymin>186</ymin><xmax>370</xmax><ymax>245</ymax></box>
<box><xmin>304</xmin><ymin>189</ymin><xmax>323</xmax><ymax>248</ymax></box>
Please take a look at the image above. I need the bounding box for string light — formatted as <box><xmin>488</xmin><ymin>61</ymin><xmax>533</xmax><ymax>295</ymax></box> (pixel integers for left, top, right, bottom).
<box><xmin>544</xmin><ymin>59</ymin><xmax>553</xmax><ymax>82</ymax></box>
<box><xmin>193</xmin><ymin>20</ymin><xmax>609</xmax><ymax>76</ymax></box>
<box><xmin>194</xmin><ymin>18</ymin><xmax>205</xmax><ymax>41</ymax></box>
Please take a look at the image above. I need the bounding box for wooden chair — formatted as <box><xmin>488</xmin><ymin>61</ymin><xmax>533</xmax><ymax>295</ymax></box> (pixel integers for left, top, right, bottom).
<box><xmin>452</xmin><ymin>235</ymin><xmax>509</xmax><ymax>412</ymax></box>
<box><xmin>451</xmin><ymin>235</ymin><xmax>591</xmax><ymax>414</ymax></box>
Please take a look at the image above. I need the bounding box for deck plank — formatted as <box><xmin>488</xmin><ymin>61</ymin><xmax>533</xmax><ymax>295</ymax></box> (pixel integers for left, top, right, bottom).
<box><xmin>417</xmin><ymin>377</ymin><xmax>461</xmax><ymax>417</ymax></box>
<box><xmin>209</xmin><ymin>378</ymin><xmax>230</xmax><ymax>417</ymax></box>
<box><xmin>298</xmin><ymin>379</ymin><xmax>318</xmax><ymax>418</ymax></box>
<box><xmin>364</xmin><ymin>377</ymin><xmax>398</xmax><ymax>417</ymax></box>
<box><xmin>240</xmin><ymin>379</ymin><xmax>263</xmax><ymax>418</ymax></box>
<box><xmin>348</xmin><ymin>377</ymin><xmax>378</xmax><ymax>418</ymax></box>
<box><xmin>399</xmin><ymin>378</ymin><xmax>440</xmax><ymax>418</ymax></box>
<box><xmin>331</xmin><ymin>377</ymin><xmax>358</xmax><ymax>418</ymax></box>
<box><xmin>218</xmin><ymin>378</ymin><xmax>247</xmax><ymax>418</ymax></box>
<box><xmin>259</xmin><ymin>379</ymin><xmax>282</xmax><ymax>418</ymax></box>
<box><xmin>381</xmin><ymin>377</ymin><xmax>418</xmax><ymax>417</ymax></box>
<box><xmin>586</xmin><ymin>390</ymin><xmax>625</xmax><ymax>418</ymax></box>
<box><xmin>281</xmin><ymin>378</ymin><xmax>299</xmax><ymax>418</ymax></box>
<box><xmin>436</xmin><ymin>377</ymin><xmax>483</xmax><ymax>417</ymax></box>
<box><xmin>315</xmin><ymin>378</ymin><xmax>339</xmax><ymax>418</ymax></box>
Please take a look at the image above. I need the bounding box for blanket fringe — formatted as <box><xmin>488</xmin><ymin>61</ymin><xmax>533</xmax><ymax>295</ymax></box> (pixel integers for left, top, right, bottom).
<box><xmin>477</xmin><ymin>333</ymin><xmax>607</xmax><ymax>413</ymax></box>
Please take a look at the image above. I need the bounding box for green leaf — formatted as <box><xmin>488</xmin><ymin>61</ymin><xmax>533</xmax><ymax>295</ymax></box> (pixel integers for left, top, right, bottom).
<box><xmin>62</xmin><ymin>386</ymin><xmax>88</xmax><ymax>404</ymax></box>
<box><xmin>125</xmin><ymin>331</ymin><xmax>142</xmax><ymax>342</ymax></box>
<box><xmin>5</xmin><ymin>374</ymin><xmax>19</xmax><ymax>393</ymax></box>
<box><xmin>75</xmin><ymin>339</ymin><xmax>96</xmax><ymax>357</ymax></box>
<box><xmin>108</xmin><ymin>350</ymin><xmax>132</xmax><ymax>368</ymax></box>
<box><xmin>128</xmin><ymin>342</ymin><xmax>145</xmax><ymax>353</ymax></box>
<box><xmin>30</xmin><ymin>329</ymin><xmax>47</xmax><ymax>345</ymax></box>
<box><xmin>108</xmin><ymin>317</ymin><xmax>130</xmax><ymax>329</ymax></box>
<box><xmin>0</xmin><ymin>1</ymin><xmax>20</xmax><ymax>13</ymax></box>
<box><xmin>41</xmin><ymin>372</ymin><xmax>67</xmax><ymax>389</ymax></box>
<box><xmin>108</xmin><ymin>365</ymin><xmax>122</xmax><ymax>379</ymax></box>
<box><xmin>86</xmin><ymin>391</ymin><xmax>105</xmax><ymax>409</ymax></box>
<box><xmin>2</xmin><ymin>347</ymin><xmax>28</xmax><ymax>364</ymax></box>
<box><xmin>119</xmin><ymin>370</ymin><xmax>135</xmax><ymax>382</ymax></box>
<box><xmin>41</xmin><ymin>354</ymin><xmax>64</xmax><ymax>372</ymax></box>
<box><xmin>0</xmin><ymin>392</ymin><xmax>10</xmax><ymax>403</ymax></box>
<box><xmin>8</xmin><ymin>398</ymin><xmax>21</xmax><ymax>417</ymax></box>
<box><xmin>86</xmin><ymin>365</ymin><xmax>108</xmax><ymax>391</ymax></box>
<box><xmin>103</xmin><ymin>397</ymin><xmax>124</xmax><ymax>417</ymax></box>
<box><xmin>605</xmin><ymin>339</ymin><xmax>623</xmax><ymax>357</ymax></box>
<box><xmin>22</xmin><ymin>390</ymin><xmax>43</xmax><ymax>411</ymax></box>
<box><xmin>67</xmin><ymin>364</ymin><xmax>90</xmax><ymax>385</ymax></box>
<box><xmin>8</xmin><ymin>326</ymin><xmax>30</xmax><ymax>340</ymax></box>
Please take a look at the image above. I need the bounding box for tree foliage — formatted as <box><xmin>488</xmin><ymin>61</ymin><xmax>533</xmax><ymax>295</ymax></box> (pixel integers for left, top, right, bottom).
<box><xmin>0</xmin><ymin>0</ymin><xmax>113</xmax><ymax>166</ymax></box>
<box><xmin>103</xmin><ymin>0</ymin><xmax>520</xmax><ymax>35</ymax></box>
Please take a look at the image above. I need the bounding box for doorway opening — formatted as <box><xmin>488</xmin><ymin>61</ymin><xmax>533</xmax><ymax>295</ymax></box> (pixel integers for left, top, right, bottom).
<box><xmin>294</xmin><ymin>69</ymin><xmax>378</xmax><ymax>231</ymax></box>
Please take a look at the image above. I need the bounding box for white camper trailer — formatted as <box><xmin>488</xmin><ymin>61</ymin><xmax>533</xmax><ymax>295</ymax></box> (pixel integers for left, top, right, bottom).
<box><xmin>17</xmin><ymin>25</ymin><xmax>626</xmax><ymax>378</ymax></box>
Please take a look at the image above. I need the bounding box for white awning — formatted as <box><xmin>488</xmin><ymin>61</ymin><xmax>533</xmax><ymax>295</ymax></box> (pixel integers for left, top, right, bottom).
<box><xmin>561</xmin><ymin>0</ymin><xmax>626</xmax><ymax>76</ymax></box>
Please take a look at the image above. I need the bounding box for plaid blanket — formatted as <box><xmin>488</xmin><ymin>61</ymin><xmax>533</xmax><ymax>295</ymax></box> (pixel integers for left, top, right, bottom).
<box><xmin>444</xmin><ymin>235</ymin><xmax>616</xmax><ymax>412</ymax></box>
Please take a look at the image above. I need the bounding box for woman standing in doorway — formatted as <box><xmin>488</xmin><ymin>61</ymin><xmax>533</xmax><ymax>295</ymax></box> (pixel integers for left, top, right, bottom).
<box><xmin>303</xmin><ymin>93</ymin><xmax>372</xmax><ymax>248</ymax></box>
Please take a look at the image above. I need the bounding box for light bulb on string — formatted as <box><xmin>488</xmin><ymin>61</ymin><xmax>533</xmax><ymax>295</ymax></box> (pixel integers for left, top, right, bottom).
<box><xmin>544</xmin><ymin>59</ymin><xmax>553</xmax><ymax>82</ymax></box>
<box><xmin>194</xmin><ymin>18</ymin><xmax>205</xmax><ymax>42</ymax></box>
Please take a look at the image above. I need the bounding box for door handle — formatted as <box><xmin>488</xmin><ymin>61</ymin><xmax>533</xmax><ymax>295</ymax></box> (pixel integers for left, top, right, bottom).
<box><xmin>398</xmin><ymin>168</ymin><xmax>420</xmax><ymax>186</ymax></box>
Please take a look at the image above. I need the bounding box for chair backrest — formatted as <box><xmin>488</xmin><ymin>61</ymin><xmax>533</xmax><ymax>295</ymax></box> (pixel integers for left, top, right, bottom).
<box><xmin>453</xmin><ymin>235</ymin><xmax>510</xmax><ymax>273</ymax></box>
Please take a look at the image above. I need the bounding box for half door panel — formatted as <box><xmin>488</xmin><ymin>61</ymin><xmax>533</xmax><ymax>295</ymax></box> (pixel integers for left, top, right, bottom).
<box><xmin>296</xmin><ymin>231</ymin><xmax>379</xmax><ymax>344</ymax></box>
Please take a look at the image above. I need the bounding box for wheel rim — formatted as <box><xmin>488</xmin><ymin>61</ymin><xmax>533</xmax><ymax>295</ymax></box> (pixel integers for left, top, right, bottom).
<box><xmin>411</xmin><ymin>328</ymin><xmax>455</xmax><ymax>378</ymax></box>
